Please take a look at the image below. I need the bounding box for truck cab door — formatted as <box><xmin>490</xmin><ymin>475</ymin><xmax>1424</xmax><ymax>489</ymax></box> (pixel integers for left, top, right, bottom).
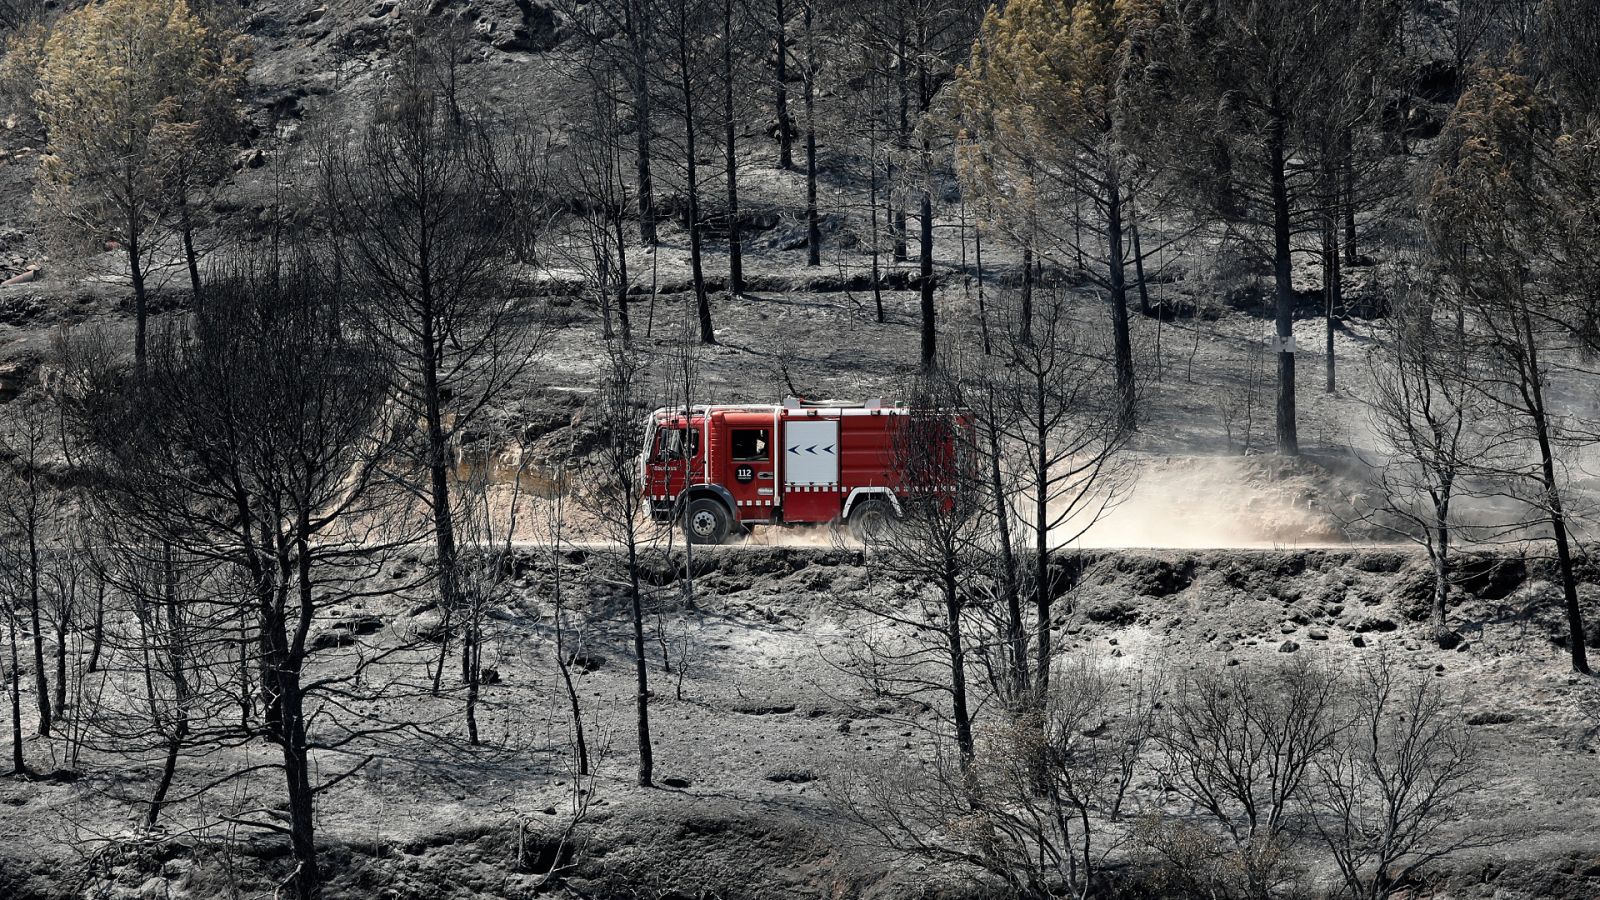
<box><xmin>648</xmin><ymin>422</ymin><xmax>699</xmax><ymax>502</ymax></box>
<box><xmin>724</xmin><ymin>426</ymin><xmax>777</xmax><ymax>519</ymax></box>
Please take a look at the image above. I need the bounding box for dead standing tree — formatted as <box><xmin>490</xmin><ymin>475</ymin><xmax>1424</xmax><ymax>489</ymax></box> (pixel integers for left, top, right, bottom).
<box><xmin>580</xmin><ymin>341</ymin><xmax>657</xmax><ymax>787</ymax></box>
<box><xmin>841</xmin><ymin>657</ymin><xmax>1162</xmax><ymax>900</ymax></box>
<box><xmin>1312</xmin><ymin>654</ymin><xmax>1488</xmax><ymax>900</ymax></box>
<box><xmin>0</xmin><ymin>388</ymin><xmax>60</xmax><ymax>737</ymax></box>
<box><xmin>824</xmin><ymin>0</ymin><xmax>983</xmax><ymax>363</ymax></box>
<box><xmin>324</xmin><ymin>16</ymin><xmax>547</xmax><ymax>695</ymax></box>
<box><xmin>453</xmin><ymin>425</ymin><xmax>541</xmax><ymax>747</ymax></box>
<box><xmin>1149</xmin><ymin>658</ymin><xmax>1342</xmax><ymax>900</ymax></box>
<box><xmin>652</xmin><ymin>0</ymin><xmax>721</xmax><ymax>343</ymax></box>
<box><xmin>0</xmin><ymin>547</ymin><xmax>23</xmax><ymax>773</ymax></box>
<box><xmin>80</xmin><ymin>544</ymin><xmax>243</xmax><ymax>828</ymax></box>
<box><xmin>1361</xmin><ymin>262</ymin><xmax>1511</xmax><ymax>648</ymax></box>
<box><xmin>540</xmin><ymin>468</ymin><xmax>592</xmax><ymax>777</ymax></box>
<box><xmin>848</xmin><ymin>365</ymin><xmax>991</xmax><ymax>763</ymax></box>
<box><xmin>553</xmin><ymin>68</ymin><xmax>637</xmax><ymax>345</ymax></box>
<box><xmin>1425</xmin><ymin>63</ymin><xmax>1597</xmax><ymax>673</ymax></box>
<box><xmin>557</xmin><ymin>0</ymin><xmax>660</xmax><ymax>246</ymax></box>
<box><xmin>64</xmin><ymin>259</ymin><xmax>409</xmax><ymax>900</ymax></box>
<box><xmin>991</xmin><ymin>289</ymin><xmax>1130</xmax><ymax>703</ymax></box>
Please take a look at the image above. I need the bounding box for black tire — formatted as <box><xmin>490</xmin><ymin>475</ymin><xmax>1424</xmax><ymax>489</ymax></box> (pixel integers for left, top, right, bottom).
<box><xmin>683</xmin><ymin>497</ymin><xmax>734</xmax><ymax>545</ymax></box>
<box><xmin>847</xmin><ymin>497</ymin><xmax>896</xmax><ymax>543</ymax></box>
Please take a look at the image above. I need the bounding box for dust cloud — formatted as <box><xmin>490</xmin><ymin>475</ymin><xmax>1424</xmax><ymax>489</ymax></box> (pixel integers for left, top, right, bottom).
<box><xmin>1062</xmin><ymin>456</ymin><xmax>1356</xmax><ymax>549</ymax></box>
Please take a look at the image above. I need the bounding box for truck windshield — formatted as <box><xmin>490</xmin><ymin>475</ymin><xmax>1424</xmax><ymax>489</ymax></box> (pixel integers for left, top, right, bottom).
<box><xmin>655</xmin><ymin>426</ymin><xmax>699</xmax><ymax>461</ymax></box>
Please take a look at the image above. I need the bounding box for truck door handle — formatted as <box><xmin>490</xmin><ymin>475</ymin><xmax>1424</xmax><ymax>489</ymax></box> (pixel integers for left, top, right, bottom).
<box><xmin>759</xmin><ymin>472</ymin><xmax>774</xmax><ymax>480</ymax></box>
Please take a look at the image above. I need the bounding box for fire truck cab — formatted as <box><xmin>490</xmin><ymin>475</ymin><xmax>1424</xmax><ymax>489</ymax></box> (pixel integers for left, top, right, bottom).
<box><xmin>641</xmin><ymin>397</ymin><xmax>943</xmax><ymax>544</ymax></box>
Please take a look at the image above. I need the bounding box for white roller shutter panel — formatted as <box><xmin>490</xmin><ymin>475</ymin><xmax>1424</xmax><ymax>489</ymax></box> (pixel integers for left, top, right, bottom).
<box><xmin>783</xmin><ymin>419</ymin><xmax>839</xmax><ymax>486</ymax></box>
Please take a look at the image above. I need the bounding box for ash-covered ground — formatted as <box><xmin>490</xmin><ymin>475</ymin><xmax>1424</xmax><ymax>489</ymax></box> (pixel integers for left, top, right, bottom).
<box><xmin>3</xmin><ymin>547</ymin><xmax>1599</xmax><ymax>899</ymax></box>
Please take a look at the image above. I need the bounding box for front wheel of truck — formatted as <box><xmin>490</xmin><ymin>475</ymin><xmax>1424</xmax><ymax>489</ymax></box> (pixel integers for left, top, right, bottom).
<box><xmin>683</xmin><ymin>497</ymin><xmax>733</xmax><ymax>545</ymax></box>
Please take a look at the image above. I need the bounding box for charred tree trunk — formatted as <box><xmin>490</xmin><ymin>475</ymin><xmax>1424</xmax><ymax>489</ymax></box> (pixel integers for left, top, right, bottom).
<box><xmin>1522</xmin><ymin>312</ymin><xmax>1588</xmax><ymax>674</ymax></box>
<box><xmin>629</xmin><ymin>0</ymin><xmax>657</xmax><ymax>246</ymax></box>
<box><xmin>773</xmin><ymin>0</ymin><xmax>793</xmax><ymax>170</ymax></box>
<box><xmin>86</xmin><ymin>581</ymin><xmax>105</xmax><ymax>674</ymax></box>
<box><xmin>1106</xmin><ymin>178</ymin><xmax>1135</xmax><ymax>428</ymax></box>
<box><xmin>1021</xmin><ymin>242</ymin><xmax>1034</xmax><ymax>339</ymax></box>
<box><xmin>975</xmin><ymin>217</ymin><xmax>991</xmax><ymax>354</ymax></box>
<box><xmin>552</xmin><ymin>548</ymin><xmax>589</xmax><ymax>775</ymax></box>
<box><xmin>465</xmin><ymin>612</ymin><xmax>481</xmax><ymax>745</ymax></box>
<box><xmin>180</xmin><ymin>200</ymin><xmax>202</xmax><ymax>315</ymax></box>
<box><xmin>51</xmin><ymin>614</ymin><xmax>65</xmax><ymax>725</ymax></box>
<box><xmin>803</xmin><ymin>0</ymin><xmax>820</xmax><ymax>268</ymax></box>
<box><xmin>918</xmin><ymin>183</ymin><xmax>934</xmax><ymax>366</ymax></box>
<box><xmin>280</xmin><ymin>685</ymin><xmax>319</xmax><ymax>900</ymax></box>
<box><xmin>915</xmin><ymin>34</ymin><xmax>933</xmax><ymax>364</ymax></box>
<box><xmin>1130</xmin><ymin>211</ymin><xmax>1151</xmax><ymax>317</ymax></box>
<box><xmin>260</xmin><ymin>552</ymin><xmax>321</xmax><ymax>900</ymax></box>
<box><xmin>148</xmin><ymin>552</ymin><xmax>190</xmax><ymax>827</ymax></box>
<box><xmin>891</xmin><ymin>24</ymin><xmax>909</xmax><ymax>263</ymax></box>
<box><xmin>943</xmin><ymin>567</ymin><xmax>974</xmax><ymax>763</ymax></box>
<box><xmin>627</xmin><ymin>543</ymin><xmax>654</xmax><ymax>786</ymax></box>
<box><xmin>1032</xmin><ymin>376</ymin><xmax>1052</xmax><ymax>703</ymax></box>
<box><xmin>984</xmin><ymin>409</ymin><xmax>1024</xmax><ymax>702</ymax></box>
<box><xmin>129</xmin><ymin>229</ymin><xmax>148</xmax><ymax>373</ymax></box>
<box><xmin>1323</xmin><ymin>210</ymin><xmax>1341</xmax><ymax>393</ymax></box>
<box><xmin>7</xmin><ymin>618</ymin><xmax>21</xmax><ymax>774</ymax></box>
<box><xmin>26</xmin><ymin>526</ymin><xmax>49</xmax><ymax>736</ymax></box>
<box><xmin>420</xmin><ymin>311</ymin><xmax>464</xmax><ymax>687</ymax></box>
<box><xmin>723</xmin><ymin>0</ymin><xmax>744</xmax><ymax>296</ymax></box>
<box><xmin>869</xmin><ymin>122</ymin><xmax>885</xmax><ymax>323</ymax></box>
<box><xmin>1342</xmin><ymin>131</ymin><xmax>1357</xmax><ymax>266</ymax></box>
<box><xmin>683</xmin><ymin>80</ymin><xmax>715</xmax><ymax>344</ymax></box>
<box><xmin>673</xmin><ymin>6</ymin><xmax>715</xmax><ymax>344</ymax></box>
<box><xmin>1430</xmin><ymin>503</ymin><xmax>1454</xmax><ymax>647</ymax></box>
<box><xmin>1269</xmin><ymin>116</ymin><xmax>1299</xmax><ymax>456</ymax></box>
<box><xmin>613</xmin><ymin>215</ymin><xmax>632</xmax><ymax>346</ymax></box>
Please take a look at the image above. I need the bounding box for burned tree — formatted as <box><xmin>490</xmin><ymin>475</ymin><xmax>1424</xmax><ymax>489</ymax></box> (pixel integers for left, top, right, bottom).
<box><xmin>847</xmin><ymin>365</ymin><xmax>989</xmax><ymax>762</ymax></box>
<box><xmin>990</xmin><ymin>290</ymin><xmax>1130</xmax><ymax>701</ymax></box>
<box><xmin>64</xmin><ymin>258</ymin><xmax>406</xmax><ymax>900</ymax></box>
<box><xmin>323</xmin><ymin>15</ymin><xmax>548</xmax><ymax>694</ymax></box>
<box><xmin>1425</xmin><ymin>63</ymin><xmax>1596</xmax><ymax>674</ymax></box>
<box><xmin>653</xmin><ymin>0</ymin><xmax>721</xmax><ymax>342</ymax></box>
<box><xmin>558</xmin><ymin>0</ymin><xmax>660</xmax><ymax>245</ymax></box>
<box><xmin>1312</xmin><ymin>654</ymin><xmax>1487</xmax><ymax>900</ymax></box>
<box><xmin>579</xmin><ymin>341</ymin><xmax>657</xmax><ymax>787</ymax></box>
<box><xmin>1149</xmin><ymin>658</ymin><xmax>1343</xmax><ymax>900</ymax></box>
<box><xmin>553</xmin><ymin>69</ymin><xmax>637</xmax><ymax>345</ymax></box>
<box><xmin>81</xmin><ymin>543</ymin><xmax>242</xmax><ymax>827</ymax></box>
<box><xmin>1155</xmin><ymin>0</ymin><xmax>1402</xmax><ymax>455</ymax></box>
<box><xmin>0</xmin><ymin>389</ymin><xmax>59</xmax><ymax>736</ymax></box>
<box><xmin>844</xmin><ymin>658</ymin><xmax>1161</xmax><ymax>899</ymax></box>
<box><xmin>1362</xmin><ymin>263</ymin><xmax>1507</xmax><ymax>648</ymax></box>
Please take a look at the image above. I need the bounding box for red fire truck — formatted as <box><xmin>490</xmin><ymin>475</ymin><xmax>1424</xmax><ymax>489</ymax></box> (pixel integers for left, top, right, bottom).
<box><xmin>640</xmin><ymin>397</ymin><xmax>963</xmax><ymax>544</ymax></box>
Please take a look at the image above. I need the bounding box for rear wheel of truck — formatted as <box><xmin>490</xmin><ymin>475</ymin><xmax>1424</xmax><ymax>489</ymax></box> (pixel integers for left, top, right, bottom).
<box><xmin>847</xmin><ymin>497</ymin><xmax>896</xmax><ymax>543</ymax></box>
<box><xmin>683</xmin><ymin>497</ymin><xmax>733</xmax><ymax>545</ymax></box>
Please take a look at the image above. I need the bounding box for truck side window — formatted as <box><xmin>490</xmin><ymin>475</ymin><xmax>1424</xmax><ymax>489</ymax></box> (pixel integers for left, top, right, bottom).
<box><xmin>657</xmin><ymin>427</ymin><xmax>699</xmax><ymax>461</ymax></box>
<box><xmin>730</xmin><ymin>428</ymin><xmax>769</xmax><ymax>461</ymax></box>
